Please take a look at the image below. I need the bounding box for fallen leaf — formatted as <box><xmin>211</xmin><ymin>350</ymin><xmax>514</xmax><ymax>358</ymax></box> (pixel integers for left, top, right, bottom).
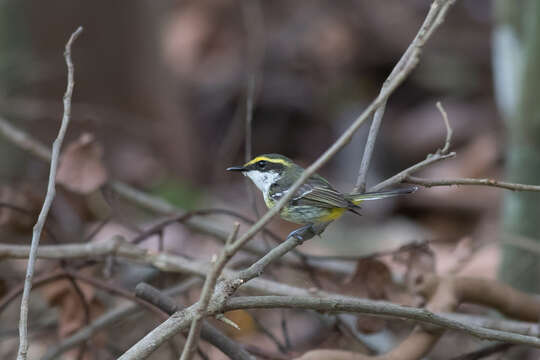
<box><xmin>41</xmin><ymin>273</ymin><xmax>104</xmax><ymax>339</ymax></box>
<box><xmin>345</xmin><ymin>258</ymin><xmax>392</xmax><ymax>300</ymax></box>
<box><xmin>344</xmin><ymin>259</ymin><xmax>392</xmax><ymax>333</ymax></box>
<box><xmin>220</xmin><ymin>310</ymin><xmax>256</xmax><ymax>337</ymax></box>
<box><xmin>0</xmin><ymin>184</ymin><xmax>42</xmax><ymax>231</ymax></box>
<box><xmin>393</xmin><ymin>243</ymin><xmax>436</xmax><ymax>291</ymax></box>
<box><xmin>56</xmin><ymin>133</ymin><xmax>108</xmax><ymax>194</ymax></box>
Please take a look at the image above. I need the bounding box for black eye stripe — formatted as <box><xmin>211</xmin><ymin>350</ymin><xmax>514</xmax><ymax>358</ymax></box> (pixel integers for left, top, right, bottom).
<box><xmin>257</xmin><ymin>160</ymin><xmax>266</xmax><ymax>168</ymax></box>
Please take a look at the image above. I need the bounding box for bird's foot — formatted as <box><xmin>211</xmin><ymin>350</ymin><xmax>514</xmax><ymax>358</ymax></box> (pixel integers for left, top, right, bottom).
<box><xmin>286</xmin><ymin>222</ymin><xmax>331</xmax><ymax>243</ymax></box>
<box><xmin>287</xmin><ymin>224</ymin><xmax>312</xmax><ymax>242</ymax></box>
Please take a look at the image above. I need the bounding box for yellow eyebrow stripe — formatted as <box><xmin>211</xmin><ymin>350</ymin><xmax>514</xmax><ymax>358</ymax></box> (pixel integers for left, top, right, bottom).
<box><xmin>244</xmin><ymin>156</ymin><xmax>289</xmax><ymax>167</ymax></box>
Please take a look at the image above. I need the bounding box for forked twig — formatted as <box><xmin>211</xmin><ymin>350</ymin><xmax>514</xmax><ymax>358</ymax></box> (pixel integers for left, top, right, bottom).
<box><xmin>354</xmin><ymin>0</ymin><xmax>456</xmax><ymax>193</ymax></box>
<box><xmin>370</xmin><ymin>101</ymin><xmax>456</xmax><ymax>192</ymax></box>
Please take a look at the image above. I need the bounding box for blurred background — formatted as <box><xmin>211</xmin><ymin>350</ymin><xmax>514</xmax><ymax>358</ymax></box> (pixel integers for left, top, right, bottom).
<box><xmin>0</xmin><ymin>0</ymin><xmax>499</xmax><ymax>251</ymax></box>
<box><xmin>3</xmin><ymin>0</ymin><xmax>538</xmax><ymax>359</ymax></box>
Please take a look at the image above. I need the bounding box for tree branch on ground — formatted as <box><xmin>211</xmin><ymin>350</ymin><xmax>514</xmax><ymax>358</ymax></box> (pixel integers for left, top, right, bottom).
<box><xmin>2</xmin><ymin>240</ymin><xmax>540</xmax><ymax>351</ymax></box>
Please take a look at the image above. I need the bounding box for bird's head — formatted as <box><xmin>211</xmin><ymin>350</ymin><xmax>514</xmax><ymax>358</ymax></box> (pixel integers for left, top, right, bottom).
<box><xmin>227</xmin><ymin>154</ymin><xmax>296</xmax><ymax>194</ymax></box>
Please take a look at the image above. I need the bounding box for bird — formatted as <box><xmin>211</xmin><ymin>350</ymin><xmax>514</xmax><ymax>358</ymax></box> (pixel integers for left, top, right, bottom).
<box><xmin>227</xmin><ymin>153</ymin><xmax>417</xmax><ymax>240</ymax></box>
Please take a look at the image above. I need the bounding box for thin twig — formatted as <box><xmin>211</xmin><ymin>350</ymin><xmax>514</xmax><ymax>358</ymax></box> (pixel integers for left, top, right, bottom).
<box><xmin>0</xmin><ymin>202</ymin><xmax>58</xmax><ymax>243</ymax></box>
<box><xmin>180</xmin><ymin>223</ymin><xmax>241</xmax><ymax>360</ymax></box>
<box><xmin>354</xmin><ymin>0</ymin><xmax>456</xmax><ymax>193</ymax></box>
<box><xmin>64</xmin><ymin>269</ymin><xmax>168</xmax><ymax>319</ymax></box>
<box><xmin>280</xmin><ymin>310</ymin><xmax>292</xmax><ymax>351</ymax></box>
<box><xmin>405</xmin><ymin>176</ymin><xmax>540</xmax><ymax>191</ymax></box>
<box><xmin>84</xmin><ymin>216</ymin><xmax>112</xmax><ymax>242</ymax></box>
<box><xmin>16</xmin><ymin>26</ymin><xmax>83</xmax><ymax>360</ymax></box>
<box><xmin>370</xmin><ymin>153</ymin><xmax>456</xmax><ymax>192</ymax></box>
<box><xmin>65</xmin><ymin>275</ymin><xmax>91</xmax><ymax>360</ymax></box>
<box><xmin>242</xmin><ymin>0</ymin><xmax>264</xmax><ymax>163</ymax></box>
<box><xmin>436</xmin><ymin>101</ymin><xmax>453</xmax><ymax>154</ymax></box>
<box><xmin>0</xmin><ymin>269</ymin><xmax>66</xmax><ymax>314</ymax></box>
<box><xmin>369</xmin><ymin>100</ymin><xmax>457</xmax><ymax>192</ymax></box>
<box><xmin>302</xmin><ymin>239</ymin><xmax>430</xmax><ymax>261</ymax></box>
<box><xmin>0</xmin><ymin>115</ymin><xmax>51</xmax><ymax>162</ymax></box>
<box><xmin>251</xmin><ymin>312</ymin><xmax>288</xmax><ymax>353</ymax></box>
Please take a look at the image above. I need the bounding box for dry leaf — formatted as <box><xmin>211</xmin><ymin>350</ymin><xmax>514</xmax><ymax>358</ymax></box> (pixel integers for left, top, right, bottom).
<box><xmin>56</xmin><ymin>133</ymin><xmax>108</xmax><ymax>194</ymax></box>
<box><xmin>41</xmin><ymin>275</ymin><xmax>104</xmax><ymax>338</ymax></box>
<box><xmin>438</xmin><ymin>236</ymin><xmax>475</xmax><ymax>274</ymax></box>
<box><xmin>344</xmin><ymin>259</ymin><xmax>393</xmax><ymax>333</ymax></box>
<box><xmin>220</xmin><ymin>310</ymin><xmax>256</xmax><ymax>337</ymax></box>
<box><xmin>355</xmin><ymin>315</ymin><xmax>386</xmax><ymax>334</ymax></box>
<box><xmin>0</xmin><ymin>184</ymin><xmax>42</xmax><ymax>230</ymax></box>
<box><xmin>345</xmin><ymin>258</ymin><xmax>392</xmax><ymax>300</ymax></box>
<box><xmin>393</xmin><ymin>244</ymin><xmax>436</xmax><ymax>291</ymax></box>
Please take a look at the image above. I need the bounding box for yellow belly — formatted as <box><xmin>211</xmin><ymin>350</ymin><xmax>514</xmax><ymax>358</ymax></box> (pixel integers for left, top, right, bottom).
<box><xmin>265</xmin><ymin>196</ymin><xmax>345</xmax><ymax>224</ymax></box>
<box><xmin>264</xmin><ymin>193</ymin><xmax>346</xmax><ymax>224</ymax></box>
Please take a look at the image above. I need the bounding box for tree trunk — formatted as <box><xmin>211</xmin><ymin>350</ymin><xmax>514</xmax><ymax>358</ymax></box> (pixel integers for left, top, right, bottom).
<box><xmin>494</xmin><ymin>0</ymin><xmax>540</xmax><ymax>292</ymax></box>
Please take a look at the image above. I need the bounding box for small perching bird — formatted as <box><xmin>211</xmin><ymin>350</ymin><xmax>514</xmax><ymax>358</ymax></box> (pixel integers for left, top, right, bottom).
<box><xmin>227</xmin><ymin>153</ymin><xmax>416</xmax><ymax>240</ymax></box>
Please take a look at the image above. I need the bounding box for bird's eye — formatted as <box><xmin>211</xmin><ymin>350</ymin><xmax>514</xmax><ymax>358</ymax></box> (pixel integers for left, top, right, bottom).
<box><xmin>257</xmin><ymin>160</ymin><xmax>267</xmax><ymax>169</ymax></box>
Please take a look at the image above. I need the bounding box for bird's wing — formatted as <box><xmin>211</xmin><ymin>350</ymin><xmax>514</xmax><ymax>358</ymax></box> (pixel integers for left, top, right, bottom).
<box><xmin>292</xmin><ymin>176</ymin><xmax>352</xmax><ymax>209</ymax></box>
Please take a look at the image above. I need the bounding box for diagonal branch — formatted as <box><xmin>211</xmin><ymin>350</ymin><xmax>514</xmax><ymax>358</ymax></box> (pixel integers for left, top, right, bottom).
<box><xmin>354</xmin><ymin>0</ymin><xmax>456</xmax><ymax>193</ymax></box>
<box><xmin>16</xmin><ymin>26</ymin><xmax>83</xmax><ymax>360</ymax></box>
<box><xmin>180</xmin><ymin>223</ymin><xmax>240</xmax><ymax>360</ymax></box>
<box><xmin>135</xmin><ymin>282</ymin><xmax>255</xmax><ymax>360</ymax></box>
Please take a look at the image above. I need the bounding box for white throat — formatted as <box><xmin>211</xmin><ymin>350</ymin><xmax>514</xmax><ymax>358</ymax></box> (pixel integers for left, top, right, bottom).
<box><xmin>244</xmin><ymin>170</ymin><xmax>280</xmax><ymax>198</ymax></box>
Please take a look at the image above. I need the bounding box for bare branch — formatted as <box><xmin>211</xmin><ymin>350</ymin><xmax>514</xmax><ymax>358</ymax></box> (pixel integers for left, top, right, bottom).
<box><xmin>370</xmin><ymin>152</ymin><xmax>456</xmax><ymax>192</ymax></box>
<box><xmin>2</xmin><ymin>240</ymin><xmax>540</xmax><ymax>350</ymax></box>
<box><xmin>223</xmin><ymin>296</ymin><xmax>540</xmax><ymax>348</ymax></box>
<box><xmin>354</xmin><ymin>0</ymin><xmax>456</xmax><ymax>193</ymax></box>
<box><xmin>16</xmin><ymin>26</ymin><xmax>83</xmax><ymax>360</ymax></box>
<box><xmin>135</xmin><ymin>282</ymin><xmax>256</xmax><ymax>360</ymax></box>
<box><xmin>180</xmin><ymin>223</ymin><xmax>240</xmax><ymax>360</ymax></box>
<box><xmin>242</xmin><ymin>0</ymin><xmax>264</xmax><ymax>163</ymax></box>
<box><xmin>369</xmin><ymin>100</ymin><xmax>456</xmax><ymax>192</ymax></box>
<box><xmin>405</xmin><ymin>176</ymin><xmax>540</xmax><ymax>192</ymax></box>
<box><xmin>368</xmin><ymin>100</ymin><xmax>536</xmax><ymax>194</ymax></box>
<box><xmin>0</xmin><ymin>115</ymin><xmax>51</xmax><ymax>162</ymax></box>
<box><xmin>436</xmin><ymin>101</ymin><xmax>453</xmax><ymax>154</ymax></box>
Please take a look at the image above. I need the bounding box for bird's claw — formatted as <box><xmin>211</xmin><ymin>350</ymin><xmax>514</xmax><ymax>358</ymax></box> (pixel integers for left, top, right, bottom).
<box><xmin>287</xmin><ymin>227</ymin><xmax>306</xmax><ymax>241</ymax></box>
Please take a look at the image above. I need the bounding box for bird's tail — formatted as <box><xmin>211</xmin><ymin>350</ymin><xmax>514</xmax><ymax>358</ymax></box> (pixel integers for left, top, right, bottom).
<box><xmin>348</xmin><ymin>186</ymin><xmax>418</xmax><ymax>205</ymax></box>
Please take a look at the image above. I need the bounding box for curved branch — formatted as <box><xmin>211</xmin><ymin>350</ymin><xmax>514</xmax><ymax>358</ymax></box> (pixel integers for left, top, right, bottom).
<box><xmin>223</xmin><ymin>295</ymin><xmax>540</xmax><ymax>348</ymax></box>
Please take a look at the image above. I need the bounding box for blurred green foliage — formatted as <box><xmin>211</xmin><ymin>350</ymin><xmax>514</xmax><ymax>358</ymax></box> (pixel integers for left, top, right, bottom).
<box><xmin>150</xmin><ymin>179</ymin><xmax>203</xmax><ymax>210</ymax></box>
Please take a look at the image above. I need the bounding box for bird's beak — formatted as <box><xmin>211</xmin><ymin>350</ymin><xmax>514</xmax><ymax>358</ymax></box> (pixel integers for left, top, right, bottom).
<box><xmin>226</xmin><ymin>166</ymin><xmax>246</xmax><ymax>172</ymax></box>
